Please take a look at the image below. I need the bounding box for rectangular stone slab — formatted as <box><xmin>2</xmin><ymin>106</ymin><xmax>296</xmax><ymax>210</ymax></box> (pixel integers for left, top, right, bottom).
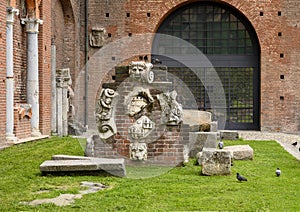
<box><xmin>51</xmin><ymin>155</ymin><xmax>91</xmax><ymax>160</ymax></box>
<box><xmin>40</xmin><ymin>158</ymin><xmax>126</xmax><ymax>177</ymax></box>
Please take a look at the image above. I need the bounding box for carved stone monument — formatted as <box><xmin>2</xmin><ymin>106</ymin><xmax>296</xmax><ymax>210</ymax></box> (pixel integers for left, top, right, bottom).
<box><xmin>92</xmin><ymin>60</ymin><xmax>185</xmax><ymax>163</ymax></box>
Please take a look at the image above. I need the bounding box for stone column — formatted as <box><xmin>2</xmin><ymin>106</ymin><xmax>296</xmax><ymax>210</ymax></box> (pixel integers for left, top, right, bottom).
<box><xmin>21</xmin><ymin>18</ymin><xmax>43</xmax><ymax>137</ymax></box>
<box><xmin>51</xmin><ymin>44</ymin><xmax>57</xmax><ymax>134</ymax></box>
<box><xmin>6</xmin><ymin>7</ymin><xmax>19</xmax><ymax>142</ymax></box>
<box><xmin>56</xmin><ymin>68</ymin><xmax>71</xmax><ymax>136</ymax></box>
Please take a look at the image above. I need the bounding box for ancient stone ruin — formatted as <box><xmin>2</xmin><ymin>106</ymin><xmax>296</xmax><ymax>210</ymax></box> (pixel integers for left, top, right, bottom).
<box><xmin>40</xmin><ymin>60</ymin><xmax>254</xmax><ymax>177</ymax></box>
<box><xmin>85</xmin><ymin>61</ymin><xmax>187</xmax><ymax>165</ymax></box>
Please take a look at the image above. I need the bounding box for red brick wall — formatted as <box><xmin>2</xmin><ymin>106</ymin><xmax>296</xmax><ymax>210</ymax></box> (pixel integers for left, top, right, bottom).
<box><xmin>13</xmin><ymin>108</ymin><xmax>31</xmax><ymax>139</ymax></box>
<box><xmin>0</xmin><ymin>1</ymin><xmax>6</xmax><ymax>142</ymax></box>
<box><xmin>85</xmin><ymin>0</ymin><xmax>300</xmax><ymax>133</ymax></box>
<box><xmin>38</xmin><ymin>0</ymin><xmax>52</xmax><ymax>135</ymax></box>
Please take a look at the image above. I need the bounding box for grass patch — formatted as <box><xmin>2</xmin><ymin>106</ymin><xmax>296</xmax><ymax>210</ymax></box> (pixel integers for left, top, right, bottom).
<box><xmin>0</xmin><ymin>137</ymin><xmax>299</xmax><ymax>211</ymax></box>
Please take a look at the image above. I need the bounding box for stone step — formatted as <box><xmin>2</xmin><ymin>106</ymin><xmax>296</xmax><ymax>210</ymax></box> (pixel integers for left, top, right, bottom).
<box><xmin>40</xmin><ymin>156</ymin><xmax>126</xmax><ymax>177</ymax></box>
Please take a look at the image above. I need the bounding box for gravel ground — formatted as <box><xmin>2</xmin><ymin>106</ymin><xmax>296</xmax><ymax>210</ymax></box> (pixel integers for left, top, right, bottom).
<box><xmin>238</xmin><ymin>131</ymin><xmax>300</xmax><ymax>161</ymax></box>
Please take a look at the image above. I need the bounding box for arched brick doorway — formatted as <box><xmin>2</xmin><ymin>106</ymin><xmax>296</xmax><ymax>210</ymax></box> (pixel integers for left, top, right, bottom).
<box><xmin>152</xmin><ymin>1</ymin><xmax>260</xmax><ymax>130</ymax></box>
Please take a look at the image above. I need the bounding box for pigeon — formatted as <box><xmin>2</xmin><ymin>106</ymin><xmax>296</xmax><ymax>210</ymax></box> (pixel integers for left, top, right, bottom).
<box><xmin>151</xmin><ymin>58</ymin><xmax>162</xmax><ymax>64</ymax></box>
<box><xmin>236</xmin><ymin>173</ymin><xmax>247</xmax><ymax>182</ymax></box>
<box><xmin>218</xmin><ymin>141</ymin><xmax>224</xmax><ymax>149</ymax></box>
<box><xmin>275</xmin><ymin>168</ymin><xmax>281</xmax><ymax>177</ymax></box>
<box><xmin>292</xmin><ymin>141</ymin><xmax>297</xmax><ymax>146</ymax></box>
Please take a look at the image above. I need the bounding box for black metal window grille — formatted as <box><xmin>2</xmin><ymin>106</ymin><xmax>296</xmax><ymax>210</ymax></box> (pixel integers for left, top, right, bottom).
<box><xmin>153</xmin><ymin>2</ymin><xmax>260</xmax><ymax>130</ymax></box>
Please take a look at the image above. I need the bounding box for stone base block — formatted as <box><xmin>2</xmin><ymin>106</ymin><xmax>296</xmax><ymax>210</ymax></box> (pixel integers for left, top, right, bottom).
<box><xmin>40</xmin><ymin>155</ymin><xmax>126</xmax><ymax>177</ymax></box>
<box><xmin>210</xmin><ymin>121</ymin><xmax>218</xmax><ymax>132</ymax></box>
<box><xmin>220</xmin><ymin>130</ymin><xmax>239</xmax><ymax>140</ymax></box>
<box><xmin>223</xmin><ymin>145</ymin><xmax>253</xmax><ymax>160</ymax></box>
<box><xmin>199</xmin><ymin>148</ymin><xmax>231</xmax><ymax>175</ymax></box>
<box><xmin>189</xmin><ymin>132</ymin><xmax>218</xmax><ymax>157</ymax></box>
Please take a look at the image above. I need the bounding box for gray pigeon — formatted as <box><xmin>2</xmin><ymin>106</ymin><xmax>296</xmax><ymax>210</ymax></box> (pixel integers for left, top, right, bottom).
<box><xmin>275</xmin><ymin>168</ymin><xmax>281</xmax><ymax>177</ymax></box>
<box><xmin>236</xmin><ymin>173</ymin><xmax>247</xmax><ymax>182</ymax></box>
<box><xmin>218</xmin><ymin>141</ymin><xmax>224</xmax><ymax>149</ymax></box>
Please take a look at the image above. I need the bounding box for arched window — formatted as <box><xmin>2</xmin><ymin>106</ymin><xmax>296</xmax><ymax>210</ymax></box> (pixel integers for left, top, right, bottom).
<box><xmin>152</xmin><ymin>1</ymin><xmax>260</xmax><ymax>130</ymax></box>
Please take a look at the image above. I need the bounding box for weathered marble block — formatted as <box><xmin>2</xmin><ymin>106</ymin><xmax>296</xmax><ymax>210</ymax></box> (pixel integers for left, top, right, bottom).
<box><xmin>223</xmin><ymin>145</ymin><xmax>253</xmax><ymax>160</ymax></box>
<box><xmin>188</xmin><ymin>132</ymin><xmax>218</xmax><ymax>157</ymax></box>
<box><xmin>220</xmin><ymin>130</ymin><xmax>239</xmax><ymax>140</ymax></box>
<box><xmin>199</xmin><ymin>148</ymin><xmax>231</xmax><ymax>176</ymax></box>
<box><xmin>183</xmin><ymin>110</ymin><xmax>212</xmax><ymax>132</ymax></box>
<box><xmin>40</xmin><ymin>155</ymin><xmax>126</xmax><ymax>177</ymax></box>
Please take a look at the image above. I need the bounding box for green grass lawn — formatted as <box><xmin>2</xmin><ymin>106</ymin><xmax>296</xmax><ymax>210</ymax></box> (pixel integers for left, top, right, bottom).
<box><xmin>0</xmin><ymin>136</ymin><xmax>299</xmax><ymax>211</ymax></box>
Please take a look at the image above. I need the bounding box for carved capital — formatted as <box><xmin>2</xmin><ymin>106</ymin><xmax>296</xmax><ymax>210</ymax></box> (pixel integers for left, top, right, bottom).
<box><xmin>56</xmin><ymin>68</ymin><xmax>71</xmax><ymax>88</ymax></box>
<box><xmin>7</xmin><ymin>7</ymin><xmax>19</xmax><ymax>24</ymax></box>
<box><xmin>21</xmin><ymin>18</ymin><xmax>43</xmax><ymax>33</ymax></box>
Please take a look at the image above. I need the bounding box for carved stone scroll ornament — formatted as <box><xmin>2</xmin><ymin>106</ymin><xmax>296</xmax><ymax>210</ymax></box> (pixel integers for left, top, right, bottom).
<box><xmin>95</xmin><ymin>88</ymin><xmax>119</xmax><ymax>139</ymax></box>
<box><xmin>157</xmin><ymin>90</ymin><xmax>183</xmax><ymax>125</ymax></box>
<box><xmin>128</xmin><ymin>61</ymin><xmax>154</xmax><ymax>83</ymax></box>
<box><xmin>129</xmin><ymin>142</ymin><xmax>148</xmax><ymax>160</ymax></box>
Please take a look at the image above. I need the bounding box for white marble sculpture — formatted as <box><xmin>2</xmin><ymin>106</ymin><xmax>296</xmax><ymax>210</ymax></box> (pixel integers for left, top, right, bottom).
<box><xmin>129</xmin><ymin>142</ymin><xmax>148</xmax><ymax>160</ymax></box>
<box><xmin>129</xmin><ymin>61</ymin><xmax>154</xmax><ymax>83</ymax></box>
<box><xmin>157</xmin><ymin>90</ymin><xmax>183</xmax><ymax>125</ymax></box>
<box><xmin>128</xmin><ymin>115</ymin><xmax>155</xmax><ymax>140</ymax></box>
<box><xmin>95</xmin><ymin>88</ymin><xmax>119</xmax><ymax>139</ymax></box>
<box><xmin>125</xmin><ymin>87</ymin><xmax>154</xmax><ymax>117</ymax></box>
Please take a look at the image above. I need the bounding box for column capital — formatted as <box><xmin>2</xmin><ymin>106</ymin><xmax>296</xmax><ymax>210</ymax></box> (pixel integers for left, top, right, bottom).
<box><xmin>56</xmin><ymin>68</ymin><xmax>71</xmax><ymax>88</ymax></box>
<box><xmin>21</xmin><ymin>18</ymin><xmax>43</xmax><ymax>33</ymax></box>
<box><xmin>7</xmin><ymin>7</ymin><xmax>19</xmax><ymax>24</ymax></box>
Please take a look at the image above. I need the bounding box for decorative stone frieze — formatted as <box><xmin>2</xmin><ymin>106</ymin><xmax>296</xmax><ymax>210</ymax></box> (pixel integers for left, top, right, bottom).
<box><xmin>95</xmin><ymin>88</ymin><xmax>119</xmax><ymax>139</ymax></box>
<box><xmin>128</xmin><ymin>61</ymin><xmax>154</xmax><ymax>83</ymax></box>
<box><xmin>157</xmin><ymin>90</ymin><xmax>183</xmax><ymax>125</ymax></box>
<box><xmin>89</xmin><ymin>27</ymin><xmax>105</xmax><ymax>48</ymax></box>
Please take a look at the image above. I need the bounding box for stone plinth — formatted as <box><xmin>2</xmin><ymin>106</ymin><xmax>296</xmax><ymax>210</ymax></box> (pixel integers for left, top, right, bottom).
<box><xmin>189</xmin><ymin>132</ymin><xmax>218</xmax><ymax>157</ymax></box>
<box><xmin>199</xmin><ymin>148</ymin><xmax>231</xmax><ymax>176</ymax></box>
<box><xmin>223</xmin><ymin>145</ymin><xmax>254</xmax><ymax>160</ymax></box>
<box><xmin>40</xmin><ymin>155</ymin><xmax>126</xmax><ymax>177</ymax></box>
